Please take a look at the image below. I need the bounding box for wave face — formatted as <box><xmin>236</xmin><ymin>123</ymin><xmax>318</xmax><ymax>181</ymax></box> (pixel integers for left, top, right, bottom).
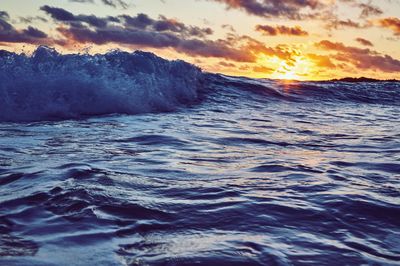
<box><xmin>208</xmin><ymin>75</ymin><xmax>400</xmax><ymax>106</ymax></box>
<box><xmin>0</xmin><ymin>47</ymin><xmax>203</xmax><ymax>122</ymax></box>
<box><xmin>1</xmin><ymin>47</ymin><xmax>400</xmax><ymax>123</ymax></box>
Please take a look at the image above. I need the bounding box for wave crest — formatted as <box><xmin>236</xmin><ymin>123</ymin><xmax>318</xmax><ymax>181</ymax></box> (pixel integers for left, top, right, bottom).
<box><xmin>1</xmin><ymin>47</ymin><xmax>399</xmax><ymax>122</ymax></box>
<box><xmin>0</xmin><ymin>46</ymin><xmax>203</xmax><ymax>122</ymax></box>
<box><xmin>210</xmin><ymin>75</ymin><xmax>400</xmax><ymax>105</ymax></box>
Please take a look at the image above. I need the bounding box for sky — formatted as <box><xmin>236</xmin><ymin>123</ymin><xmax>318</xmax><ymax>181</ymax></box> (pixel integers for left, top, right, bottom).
<box><xmin>1</xmin><ymin>0</ymin><xmax>400</xmax><ymax>80</ymax></box>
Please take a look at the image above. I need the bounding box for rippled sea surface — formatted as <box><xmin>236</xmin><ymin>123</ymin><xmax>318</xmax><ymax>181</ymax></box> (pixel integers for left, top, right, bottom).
<box><xmin>1</xmin><ymin>49</ymin><xmax>400</xmax><ymax>265</ymax></box>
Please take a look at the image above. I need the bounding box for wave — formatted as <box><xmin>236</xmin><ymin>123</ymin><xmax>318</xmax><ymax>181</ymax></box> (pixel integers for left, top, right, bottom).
<box><xmin>1</xmin><ymin>47</ymin><xmax>399</xmax><ymax>122</ymax></box>
<box><xmin>209</xmin><ymin>74</ymin><xmax>400</xmax><ymax>105</ymax></box>
<box><xmin>0</xmin><ymin>46</ymin><xmax>203</xmax><ymax>122</ymax></box>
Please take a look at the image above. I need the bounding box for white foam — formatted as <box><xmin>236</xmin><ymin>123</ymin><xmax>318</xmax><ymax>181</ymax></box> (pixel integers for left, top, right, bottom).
<box><xmin>0</xmin><ymin>46</ymin><xmax>203</xmax><ymax>122</ymax></box>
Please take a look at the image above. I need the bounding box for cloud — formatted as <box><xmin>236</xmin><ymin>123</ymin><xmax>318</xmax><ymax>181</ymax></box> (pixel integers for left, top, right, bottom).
<box><xmin>41</xmin><ymin>5</ymin><xmax>119</xmax><ymax>28</ymax></box>
<box><xmin>57</xmin><ymin>25</ymin><xmax>255</xmax><ymax>62</ymax></box>
<box><xmin>68</xmin><ymin>0</ymin><xmax>94</xmax><ymax>3</ymax></box>
<box><xmin>207</xmin><ymin>0</ymin><xmax>324</xmax><ymax>19</ymax></box>
<box><xmin>41</xmin><ymin>6</ymin><xmax>256</xmax><ymax>62</ymax></box>
<box><xmin>253</xmin><ymin>65</ymin><xmax>274</xmax><ymax>73</ymax></box>
<box><xmin>41</xmin><ymin>6</ymin><xmax>213</xmax><ymax>37</ymax></box>
<box><xmin>377</xmin><ymin>17</ymin><xmax>400</xmax><ymax>36</ymax></box>
<box><xmin>42</xmin><ymin>6</ymin><xmax>305</xmax><ymax>64</ymax></box>
<box><xmin>121</xmin><ymin>14</ymin><xmax>213</xmax><ymax>38</ymax></box>
<box><xmin>306</xmin><ymin>53</ymin><xmax>336</xmax><ymax>68</ymax></box>
<box><xmin>41</xmin><ymin>6</ymin><xmax>313</xmax><ymax>66</ymax></box>
<box><xmin>316</xmin><ymin>40</ymin><xmax>400</xmax><ymax>72</ymax></box>
<box><xmin>255</xmin><ymin>24</ymin><xmax>308</xmax><ymax>36</ymax></box>
<box><xmin>0</xmin><ymin>11</ymin><xmax>9</xmax><ymax>20</ymax></box>
<box><xmin>101</xmin><ymin>0</ymin><xmax>129</xmax><ymax>9</ymax></box>
<box><xmin>338</xmin><ymin>0</ymin><xmax>384</xmax><ymax>18</ymax></box>
<box><xmin>355</xmin><ymin>37</ymin><xmax>373</xmax><ymax>46</ymax></box>
<box><xmin>219</xmin><ymin>61</ymin><xmax>236</xmax><ymax>67</ymax></box>
<box><xmin>19</xmin><ymin>16</ymin><xmax>48</xmax><ymax>24</ymax></box>
<box><xmin>121</xmin><ymin>13</ymin><xmax>152</xmax><ymax>29</ymax></box>
<box><xmin>41</xmin><ymin>6</ymin><xmax>76</xmax><ymax>21</ymax></box>
<box><xmin>325</xmin><ymin>19</ymin><xmax>366</xmax><ymax>30</ymax></box>
<box><xmin>358</xmin><ymin>3</ymin><xmax>383</xmax><ymax>18</ymax></box>
<box><xmin>68</xmin><ymin>0</ymin><xmax>129</xmax><ymax>9</ymax></box>
<box><xmin>0</xmin><ymin>11</ymin><xmax>51</xmax><ymax>44</ymax></box>
<box><xmin>3</xmin><ymin>2</ymin><xmax>398</xmax><ymax>79</ymax></box>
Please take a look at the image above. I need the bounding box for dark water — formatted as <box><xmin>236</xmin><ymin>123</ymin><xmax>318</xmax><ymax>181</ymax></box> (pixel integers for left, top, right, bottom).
<box><xmin>1</xmin><ymin>48</ymin><xmax>400</xmax><ymax>265</ymax></box>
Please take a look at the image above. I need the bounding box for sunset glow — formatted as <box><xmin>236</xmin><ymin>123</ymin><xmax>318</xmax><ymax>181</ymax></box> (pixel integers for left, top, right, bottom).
<box><xmin>271</xmin><ymin>56</ymin><xmax>313</xmax><ymax>80</ymax></box>
<box><xmin>1</xmin><ymin>2</ymin><xmax>399</xmax><ymax>265</ymax></box>
<box><xmin>0</xmin><ymin>0</ymin><xmax>399</xmax><ymax>80</ymax></box>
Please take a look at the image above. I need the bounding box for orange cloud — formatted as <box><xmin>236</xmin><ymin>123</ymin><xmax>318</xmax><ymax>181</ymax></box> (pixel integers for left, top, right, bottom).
<box><xmin>306</xmin><ymin>53</ymin><xmax>336</xmax><ymax>68</ymax></box>
<box><xmin>355</xmin><ymin>37</ymin><xmax>373</xmax><ymax>47</ymax></box>
<box><xmin>377</xmin><ymin>17</ymin><xmax>400</xmax><ymax>36</ymax></box>
<box><xmin>253</xmin><ymin>65</ymin><xmax>274</xmax><ymax>73</ymax></box>
<box><xmin>316</xmin><ymin>40</ymin><xmax>400</xmax><ymax>72</ymax></box>
<box><xmin>219</xmin><ymin>61</ymin><xmax>236</xmax><ymax>67</ymax></box>
<box><xmin>255</xmin><ymin>25</ymin><xmax>308</xmax><ymax>36</ymax></box>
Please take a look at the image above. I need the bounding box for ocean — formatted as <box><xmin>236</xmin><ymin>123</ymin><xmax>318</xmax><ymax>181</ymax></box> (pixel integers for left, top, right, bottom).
<box><xmin>0</xmin><ymin>47</ymin><xmax>399</xmax><ymax>265</ymax></box>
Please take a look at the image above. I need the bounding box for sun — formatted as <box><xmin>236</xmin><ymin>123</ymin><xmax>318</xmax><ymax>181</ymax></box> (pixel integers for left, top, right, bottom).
<box><xmin>271</xmin><ymin>56</ymin><xmax>312</xmax><ymax>81</ymax></box>
<box><xmin>275</xmin><ymin>68</ymin><xmax>299</xmax><ymax>80</ymax></box>
<box><xmin>254</xmin><ymin>53</ymin><xmax>316</xmax><ymax>80</ymax></box>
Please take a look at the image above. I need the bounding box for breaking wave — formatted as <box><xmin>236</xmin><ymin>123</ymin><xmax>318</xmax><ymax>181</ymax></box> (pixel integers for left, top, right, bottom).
<box><xmin>0</xmin><ymin>46</ymin><xmax>399</xmax><ymax>122</ymax></box>
<box><xmin>0</xmin><ymin>46</ymin><xmax>203</xmax><ymax>122</ymax></box>
<box><xmin>1</xmin><ymin>47</ymin><xmax>400</xmax><ymax>266</ymax></box>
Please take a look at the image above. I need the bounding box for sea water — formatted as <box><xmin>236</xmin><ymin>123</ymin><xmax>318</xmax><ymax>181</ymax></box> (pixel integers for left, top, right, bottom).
<box><xmin>0</xmin><ymin>47</ymin><xmax>399</xmax><ymax>265</ymax></box>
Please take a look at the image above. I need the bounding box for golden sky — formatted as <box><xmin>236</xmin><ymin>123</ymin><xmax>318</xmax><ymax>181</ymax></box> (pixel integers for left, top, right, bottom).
<box><xmin>1</xmin><ymin>0</ymin><xmax>400</xmax><ymax>80</ymax></box>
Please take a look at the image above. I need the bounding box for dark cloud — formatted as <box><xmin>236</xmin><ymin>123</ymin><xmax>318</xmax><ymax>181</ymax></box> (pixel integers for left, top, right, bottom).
<box><xmin>41</xmin><ymin>6</ymin><xmax>75</xmax><ymax>21</ymax></box>
<box><xmin>0</xmin><ymin>11</ymin><xmax>50</xmax><ymax>44</ymax></box>
<box><xmin>121</xmin><ymin>14</ymin><xmax>213</xmax><ymax>38</ymax></box>
<box><xmin>325</xmin><ymin>19</ymin><xmax>367</xmax><ymax>30</ymax></box>
<box><xmin>3</xmin><ymin>2</ymin><xmax>396</xmax><ymax>77</ymax></box>
<box><xmin>23</xmin><ymin>26</ymin><xmax>48</xmax><ymax>39</ymax></box>
<box><xmin>355</xmin><ymin>37</ymin><xmax>373</xmax><ymax>47</ymax></box>
<box><xmin>41</xmin><ymin>5</ymin><xmax>118</xmax><ymax>28</ymax></box>
<box><xmin>221</xmin><ymin>24</ymin><xmax>236</xmax><ymax>33</ymax></box>
<box><xmin>0</xmin><ymin>11</ymin><xmax>9</xmax><ymax>20</ymax></box>
<box><xmin>42</xmin><ymin>6</ymin><xmax>213</xmax><ymax>37</ymax></box>
<box><xmin>316</xmin><ymin>40</ymin><xmax>400</xmax><ymax>72</ymax></box>
<box><xmin>358</xmin><ymin>3</ymin><xmax>383</xmax><ymax>18</ymax></box>
<box><xmin>19</xmin><ymin>16</ymin><xmax>48</xmax><ymax>24</ymax></box>
<box><xmin>122</xmin><ymin>13</ymin><xmax>153</xmax><ymax>29</ymax></box>
<box><xmin>255</xmin><ymin>24</ymin><xmax>308</xmax><ymax>36</ymax></box>
<box><xmin>69</xmin><ymin>0</ymin><xmax>95</xmax><ymax>2</ymax></box>
<box><xmin>317</xmin><ymin>0</ymin><xmax>388</xmax><ymax>31</ymax></box>
<box><xmin>57</xmin><ymin>25</ymin><xmax>254</xmax><ymax>62</ymax></box>
<box><xmin>68</xmin><ymin>0</ymin><xmax>129</xmax><ymax>9</ymax></box>
<box><xmin>101</xmin><ymin>0</ymin><xmax>129</xmax><ymax>9</ymax></box>
<box><xmin>338</xmin><ymin>0</ymin><xmax>383</xmax><ymax>18</ymax></box>
<box><xmin>335</xmin><ymin>19</ymin><xmax>363</xmax><ymax>28</ymax></box>
<box><xmin>208</xmin><ymin>0</ymin><xmax>388</xmax><ymax>32</ymax></box>
<box><xmin>207</xmin><ymin>0</ymin><xmax>324</xmax><ymax>19</ymax></box>
<box><xmin>40</xmin><ymin>6</ymin><xmax>253</xmax><ymax>61</ymax></box>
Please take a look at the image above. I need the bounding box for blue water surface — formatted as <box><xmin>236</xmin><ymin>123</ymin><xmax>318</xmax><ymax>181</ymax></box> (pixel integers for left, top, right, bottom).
<box><xmin>0</xmin><ymin>48</ymin><xmax>400</xmax><ymax>265</ymax></box>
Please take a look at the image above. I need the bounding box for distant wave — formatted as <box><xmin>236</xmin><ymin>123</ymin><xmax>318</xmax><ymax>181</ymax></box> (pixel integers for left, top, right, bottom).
<box><xmin>0</xmin><ymin>47</ymin><xmax>399</xmax><ymax>122</ymax></box>
<box><xmin>209</xmin><ymin>75</ymin><xmax>400</xmax><ymax>105</ymax></box>
<box><xmin>0</xmin><ymin>46</ymin><xmax>203</xmax><ymax>122</ymax></box>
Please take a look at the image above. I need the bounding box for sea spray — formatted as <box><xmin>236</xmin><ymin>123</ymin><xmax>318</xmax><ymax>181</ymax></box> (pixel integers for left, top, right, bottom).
<box><xmin>0</xmin><ymin>46</ymin><xmax>203</xmax><ymax>122</ymax></box>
